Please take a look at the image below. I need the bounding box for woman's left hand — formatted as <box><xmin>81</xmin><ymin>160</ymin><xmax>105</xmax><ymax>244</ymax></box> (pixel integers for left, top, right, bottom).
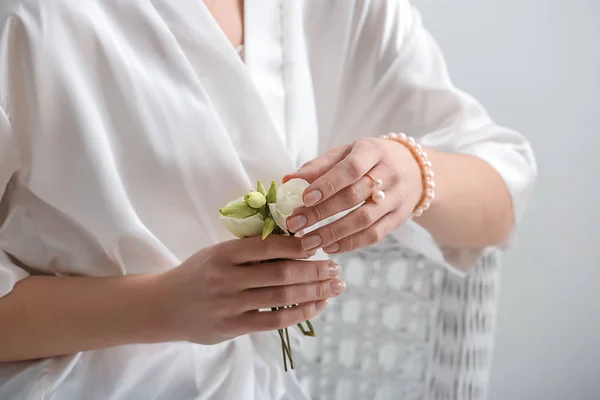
<box><xmin>283</xmin><ymin>137</ymin><xmax>425</xmax><ymax>254</ymax></box>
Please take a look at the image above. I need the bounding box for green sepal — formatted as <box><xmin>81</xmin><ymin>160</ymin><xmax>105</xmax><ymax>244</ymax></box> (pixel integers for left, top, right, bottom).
<box><xmin>262</xmin><ymin>217</ymin><xmax>276</xmax><ymax>240</ymax></box>
<box><xmin>266</xmin><ymin>181</ymin><xmax>278</xmax><ymax>204</ymax></box>
<box><xmin>219</xmin><ymin>201</ymin><xmax>259</xmax><ymax>219</ymax></box>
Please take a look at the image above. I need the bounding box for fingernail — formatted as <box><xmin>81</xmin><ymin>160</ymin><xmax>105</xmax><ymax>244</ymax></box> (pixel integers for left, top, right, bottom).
<box><xmin>302</xmin><ymin>235</ymin><xmax>322</xmax><ymax>250</ymax></box>
<box><xmin>330</xmin><ymin>280</ymin><xmax>346</xmax><ymax>295</ymax></box>
<box><xmin>303</xmin><ymin>190</ymin><xmax>322</xmax><ymax>206</ymax></box>
<box><xmin>328</xmin><ymin>263</ymin><xmax>341</xmax><ymax>277</ymax></box>
<box><xmin>287</xmin><ymin>215</ymin><xmax>308</xmax><ymax>232</ymax></box>
<box><xmin>315</xmin><ymin>300</ymin><xmax>328</xmax><ymax>312</ymax></box>
<box><xmin>324</xmin><ymin>243</ymin><xmax>341</xmax><ymax>254</ymax></box>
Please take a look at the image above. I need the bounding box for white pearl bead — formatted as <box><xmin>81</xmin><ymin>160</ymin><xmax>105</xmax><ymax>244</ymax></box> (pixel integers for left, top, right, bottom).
<box><xmin>415</xmin><ymin>144</ymin><xmax>423</xmax><ymax>152</ymax></box>
<box><xmin>375</xmin><ymin>179</ymin><xmax>383</xmax><ymax>188</ymax></box>
<box><xmin>399</xmin><ymin>133</ymin><xmax>407</xmax><ymax>141</ymax></box>
<box><xmin>407</xmin><ymin>137</ymin><xmax>416</xmax><ymax>146</ymax></box>
<box><xmin>372</xmin><ymin>190</ymin><xmax>386</xmax><ymax>203</ymax></box>
<box><xmin>389</xmin><ymin>133</ymin><xmax>398</xmax><ymax>140</ymax></box>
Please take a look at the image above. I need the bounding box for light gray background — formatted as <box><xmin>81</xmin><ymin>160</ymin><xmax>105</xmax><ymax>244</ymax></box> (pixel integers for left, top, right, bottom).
<box><xmin>416</xmin><ymin>0</ymin><xmax>600</xmax><ymax>399</ymax></box>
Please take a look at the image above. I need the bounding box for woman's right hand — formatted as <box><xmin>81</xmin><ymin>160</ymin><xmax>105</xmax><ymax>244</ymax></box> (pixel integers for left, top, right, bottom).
<box><xmin>159</xmin><ymin>236</ymin><xmax>345</xmax><ymax>345</ymax></box>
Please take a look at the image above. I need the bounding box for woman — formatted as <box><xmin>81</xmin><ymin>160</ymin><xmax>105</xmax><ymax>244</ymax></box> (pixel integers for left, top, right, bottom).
<box><xmin>0</xmin><ymin>0</ymin><xmax>536</xmax><ymax>399</ymax></box>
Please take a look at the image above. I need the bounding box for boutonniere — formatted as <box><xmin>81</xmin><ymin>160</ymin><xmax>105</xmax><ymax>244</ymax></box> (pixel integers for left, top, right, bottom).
<box><xmin>219</xmin><ymin>179</ymin><xmax>316</xmax><ymax>371</ymax></box>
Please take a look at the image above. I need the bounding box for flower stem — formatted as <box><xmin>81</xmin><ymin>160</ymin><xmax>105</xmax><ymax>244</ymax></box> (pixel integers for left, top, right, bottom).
<box><xmin>305</xmin><ymin>320</ymin><xmax>316</xmax><ymax>337</ymax></box>
<box><xmin>278</xmin><ymin>329</ymin><xmax>288</xmax><ymax>372</ymax></box>
<box><xmin>297</xmin><ymin>323</ymin><xmax>308</xmax><ymax>335</ymax></box>
<box><xmin>285</xmin><ymin>327</ymin><xmax>294</xmax><ymax>370</ymax></box>
<box><xmin>273</xmin><ymin>307</ymin><xmax>294</xmax><ymax>371</ymax></box>
<box><xmin>296</xmin><ymin>320</ymin><xmax>317</xmax><ymax>337</ymax></box>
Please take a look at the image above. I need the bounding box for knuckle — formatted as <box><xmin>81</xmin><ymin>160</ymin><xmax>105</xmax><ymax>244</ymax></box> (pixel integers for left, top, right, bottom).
<box><xmin>212</xmin><ymin>242</ymin><xmax>230</xmax><ymax>260</ymax></box>
<box><xmin>321</xmin><ymin>227</ymin><xmax>337</xmax><ymax>244</ymax></box>
<box><xmin>355</xmin><ymin>137</ymin><xmax>374</xmax><ymax>149</ymax></box>
<box><xmin>358</xmin><ymin>209</ymin><xmax>375</xmax><ymax>227</ymax></box>
<box><xmin>315</xmin><ymin>281</ymin><xmax>329</xmax><ymax>298</ymax></box>
<box><xmin>345</xmin><ymin>157</ymin><xmax>363</xmax><ymax>180</ymax></box>
<box><xmin>274</xmin><ymin>287</ymin><xmax>296</xmax><ymax>305</ymax></box>
<box><xmin>374</xmin><ymin>226</ymin><xmax>386</xmax><ymax>242</ymax></box>
<box><xmin>302</xmin><ymin>304</ymin><xmax>316</xmax><ymax>321</ymax></box>
<box><xmin>366</xmin><ymin>228</ymin><xmax>381</xmax><ymax>245</ymax></box>
<box><xmin>275</xmin><ymin>263</ymin><xmax>295</xmax><ymax>284</ymax></box>
<box><xmin>324</xmin><ymin>178</ymin><xmax>337</xmax><ymax>196</ymax></box>
<box><xmin>268</xmin><ymin>312</ymin><xmax>287</xmax><ymax>330</ymax></box>
<box><xmin>315</xmin><ymin>261</ymin><xmax>329</xmax><ymax>281</ymax></box>
<box><xmin>346</xmin><ymin>184</ymin><xmax>364</xmax><ymax>204</ymax></box>
<box><xmin>262</xmin><ymin>237</ymin><xmax>282</xmax><ymax>256</ymax></box>
<box><xmin>312</xmin><ymin>203</ymin><xmax>327</xmax><ymax>221</ymax></box>
<box><xmin>346</xmin><ymin>236</ymin><xmax>357</xmax><ymax>252</ymax></box>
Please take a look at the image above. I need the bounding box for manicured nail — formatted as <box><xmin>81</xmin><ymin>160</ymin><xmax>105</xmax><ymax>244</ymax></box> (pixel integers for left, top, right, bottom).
<box><xmin>315</xmin><ymin>300</ymin><xmax>328</xmax><ymax>312</ymax></box>
<box><xmin>282</xmin><ymin>174</ymin><xmax>294</xmax><ymax>183</ymax></box>
<box><xmin>287</xmin><ymin>215</ymin><xmax>308</xmax><ymax>232</ymax></box>
<box><xmin>324</xmin><ymin>243</ymin><xmax>341</xmax><ymax>254</ymax></box>
<box><xmin>328</xmin><ymin>263</ymin><xmax>341</xmax><ymax>277</ymax></box>
<box><xmin>330</xmin><ymin>280</ymin><xmax>346</xmax><ymax>295</ymax></box>
<box><xmin>303</xmin><ymin>190</ymin><xmax>322</xmax><ymax>206</ymax></box>
<box><xmin>302</xmin><ymin>235</ymin><xmax>322</xmax><ymax>250</ymax></box>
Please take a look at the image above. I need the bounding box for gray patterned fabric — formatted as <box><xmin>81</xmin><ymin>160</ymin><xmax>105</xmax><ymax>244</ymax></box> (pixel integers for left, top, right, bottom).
<box><xmin>296</xmin><ymin>238</ymin><xmax>500</xmax><ymax>400</ymax></box>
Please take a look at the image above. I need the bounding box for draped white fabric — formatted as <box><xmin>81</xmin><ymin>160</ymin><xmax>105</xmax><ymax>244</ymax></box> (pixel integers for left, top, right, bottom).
<box><xmin>0</xmin><ymin>1</ymin><xmax>536</xmax><ymax>398</ymax></box>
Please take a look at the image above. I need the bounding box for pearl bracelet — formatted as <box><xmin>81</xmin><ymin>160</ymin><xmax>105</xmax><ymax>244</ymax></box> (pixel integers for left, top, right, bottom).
<box><xmin>379</xmin><ymin>133</ymin><xmax>436</xmax><ymax>217</ymax></box>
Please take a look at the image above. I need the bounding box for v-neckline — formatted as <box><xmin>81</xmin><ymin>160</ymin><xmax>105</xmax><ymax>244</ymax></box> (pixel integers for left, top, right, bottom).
<box><xmin>148</xmin><ymin>0</ymin><xmax>296</xmax><ymax>176</ymax></box>
<box><xmin>198</xmin><ymin>0</ymin><xmax>247</xmax><ymax>66</ymax></box>
<box><xmin>197</xmin><ymin>0</ymin><xmax>289</xmax><ymax>146</ymax></box>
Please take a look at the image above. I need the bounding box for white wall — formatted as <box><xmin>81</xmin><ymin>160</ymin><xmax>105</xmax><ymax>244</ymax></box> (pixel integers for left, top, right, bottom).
<box><xmin>415</xmin><ymin>0</ymin><xmax>600</xmax><ymax>399</ymax></box>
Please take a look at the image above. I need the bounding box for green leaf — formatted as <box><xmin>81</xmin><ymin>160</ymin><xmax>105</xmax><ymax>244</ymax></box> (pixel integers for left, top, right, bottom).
<box><xmin>266</xmin><ymin>181</ymin><xmax>278</xmax><ymax>204</ymax></box>
<box><xmin>262</xmin><ymin>217</ymin><xmax>276</xmax><ymax>240</ymax></box>
<box><xmin>257</xmin><ymin>180</ymin><xmax>267</xmax><ymax>196</ymax></box>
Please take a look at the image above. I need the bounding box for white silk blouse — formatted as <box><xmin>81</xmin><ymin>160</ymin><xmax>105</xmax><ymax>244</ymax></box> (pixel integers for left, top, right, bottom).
<box><xmin>0</xmin><ymin>0</ymin><xmax>536</xmax><ymax>399</ymax></box>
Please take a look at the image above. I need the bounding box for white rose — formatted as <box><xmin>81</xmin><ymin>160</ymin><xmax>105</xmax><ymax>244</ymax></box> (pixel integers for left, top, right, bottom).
<box><xmin>219</xmin><ymin>198</ymin><xmax>265</xmax><ymax>238</ymax></box>
<box><xmin>268</xmin><ymin>179</ymin><xmax>310</xmax><ymax>234</ymax></box>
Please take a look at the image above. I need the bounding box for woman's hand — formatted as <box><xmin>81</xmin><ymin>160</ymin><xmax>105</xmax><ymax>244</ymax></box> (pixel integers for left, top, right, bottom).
<box><xmin>283</xmin><ymin>137</ymin><xmax>423</xmax><ymax>254</ymax></box>
<box><xmin>161</xmin><ymin>236</ymin><xmax>344</xmax><ymax>345</ymax></box>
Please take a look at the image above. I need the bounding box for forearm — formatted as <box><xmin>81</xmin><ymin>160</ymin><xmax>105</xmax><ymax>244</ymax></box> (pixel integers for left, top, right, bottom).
<box><xmin>0</xmin><ymin>274</ymin><xmax>171</xmax><ymax>362</ymax></box>
<box><xmin>415</xmin><ymin>148</ymin><xmax>514</xmax><ymax>249</ymax></box>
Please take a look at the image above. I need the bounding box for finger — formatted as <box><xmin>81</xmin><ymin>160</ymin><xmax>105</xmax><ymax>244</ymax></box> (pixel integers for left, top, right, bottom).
<box><xmin>299</xmin><ymin>188</ymin><xmax>400</xmax><ymax>251</ymax></box>
<box><xmin>302</xmin><ymin>139</ymin><xmax>381</xmax><ymax>207</ymax></box>
<box><xmin>237</xmin><ymin>300</ymin><xmax>328</xmax><ymax>333</ymax></box>
<box><xmin>233</xmin><ymin>259</ymin><xmax>341</xmax><ymax>289</ymax></box>
<box><xmin>323</xmin><ymin>210</ymin><xmax>401</xmax><ymax>254</ymax></box>
<box><xmin>220</xmin><ymin>236</ymin><xmax>316</xmax><ymax>265</ymax></box>
<box><xmin>239</xmin><ymin>278</ymin><xmax>346</xmax><ymax>311</ymax></box>
<box><xmin>286</xmin><ymin>163</ymin><xmax>396</xmax><ymax>233</ymax></box>
<box><xmin>283</xmin><ymin>145</ymin><xmax>349</xmax><ymax>184</ymax></box>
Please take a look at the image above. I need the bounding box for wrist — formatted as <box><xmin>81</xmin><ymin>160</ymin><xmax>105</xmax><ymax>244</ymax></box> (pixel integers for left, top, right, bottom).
<box><xmin>380</xmin><ymin>133</ymin><xmax>436</xmax><ymax>217</ymax></box>
<box><xmin>128</xmin><ymin>272</ymin><xmax>176</xmax><ymax>344</ymax></box>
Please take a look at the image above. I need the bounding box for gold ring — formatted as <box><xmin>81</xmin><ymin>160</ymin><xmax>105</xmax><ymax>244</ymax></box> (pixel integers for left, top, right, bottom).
<box><xmin>365</xmin><ymin>173</ymin><xmax>383</xmax><ymax>188</ymax></box>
